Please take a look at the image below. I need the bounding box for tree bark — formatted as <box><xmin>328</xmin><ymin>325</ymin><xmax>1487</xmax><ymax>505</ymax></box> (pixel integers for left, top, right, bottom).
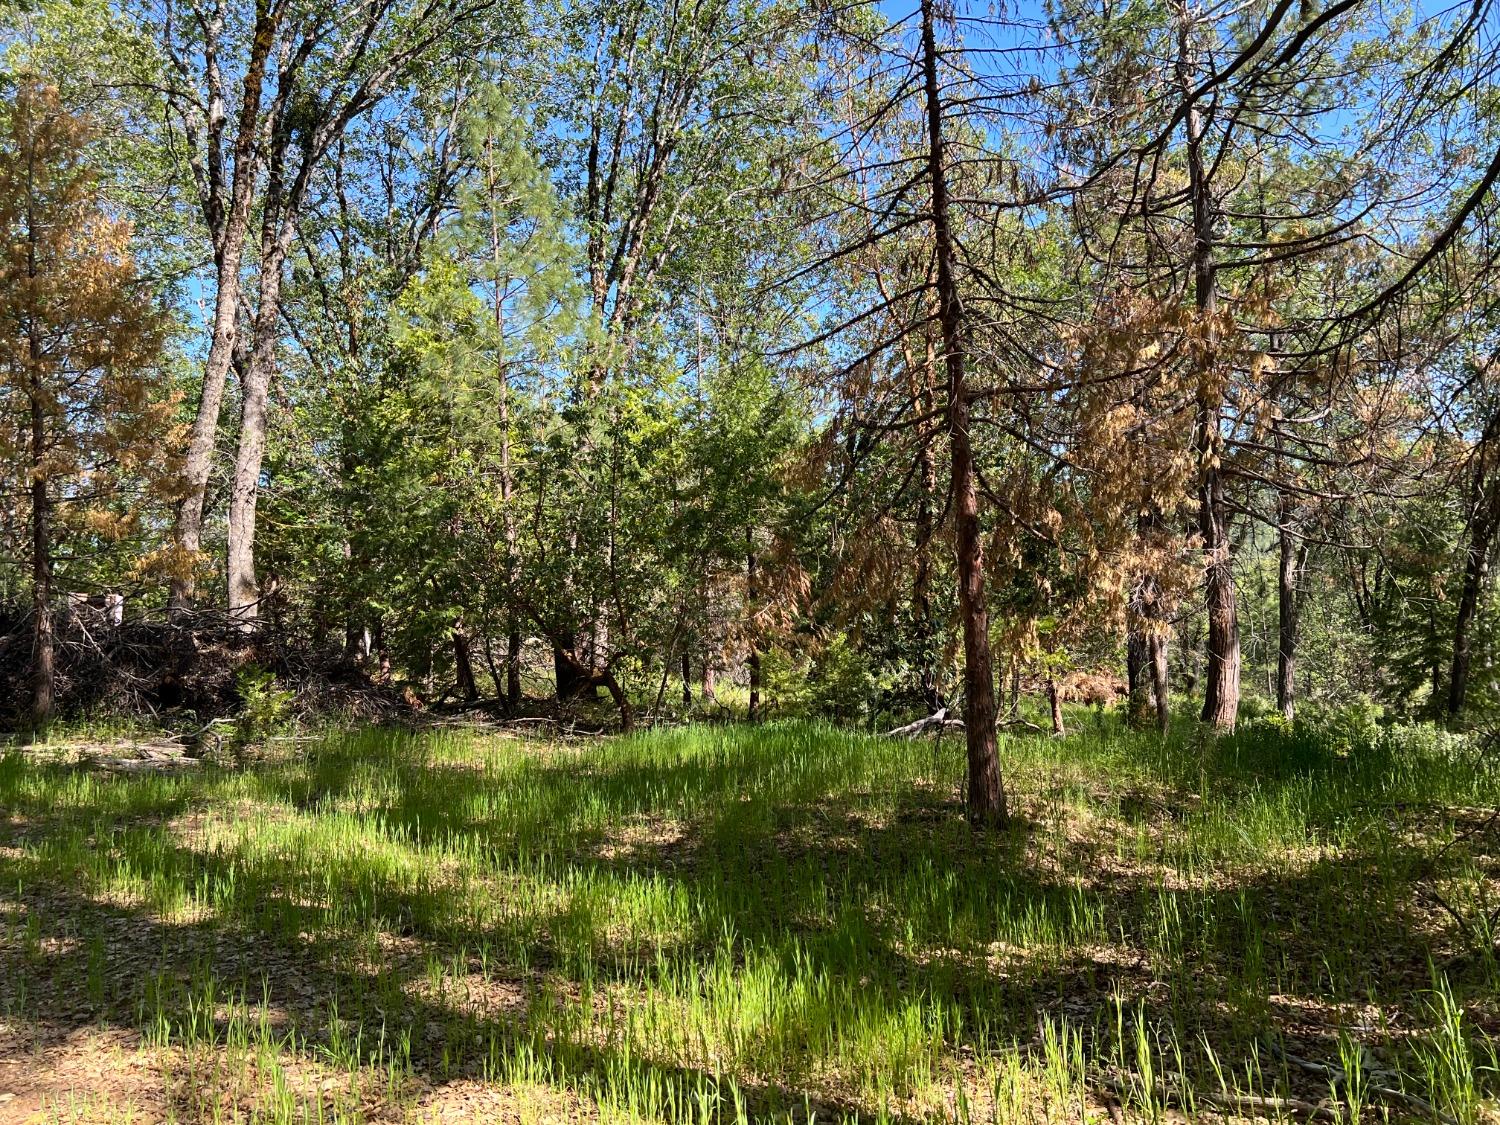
<box><xmin>225</xmin><ymin>213</ymin><xmax>295</xmax><ymax>627</ymax></box>
<box><xmin>1449</xmin><ymin>499</ymin><xmax>1499</xmax><ymax>720</ymax></box>
<box><xmin>1149</xmin><ymin>632</ymin><xmax>1170</xmax><ymax>734</ymax></box>
<box><xmin>1449</xmin><ymin>421</ymin><xmax>1500</xmax><ymax>720</ymax></box>
<box><xmin>920</xmin><ymin>0</ymin><xmax>1006</xmax><ymax>828</ymax></box>
<box><xmin>27</xmin><ymin>348</ymin><xmax>52</xmax><ymax>727</ymax></box>
<box><xmin>555</xmin><ymin>641</ymin><xmax>588</xmax><ymax>699</ymax></box>
<box><xmin>506</xmin><ymin>627</ymin><xmax>522</xmax><ymax>708</ymax></box>
<box><xmin>1181</xmin><ymin>23</ymin><xmax>1239</xmax><ymax>731</ymax></box>
<box><xmin>453</xmin><ymin>622</ymin><xmax>479</xmax><ymax>702</ymax></box>
<box><xmin>168</xmin><ymin>13</ymin><xmax>278</xmax><ymax>614</ymax></box>
<box><xmin>552</xmin><ymin>641</ymin><xmax>632</xmax><ymax>731</ymax></box>
<box><xmin>1127</xmin><ymin>629</ymin><xmax>1151</xmax><ymax>729</ymax></box>
<box><xmin>21</xmin><ymin>137</ymin><xmax>53</xmax><ymax>727</ymax></box>
<box><xmin>1276</xmin><ymin>491</ymin><xmax>1309</xmax><ymax>722</ymax></box>
<box><xmin>1047</xmin><ymin>674</ymin><xmax>1065</xmax><ymax>737</ymax></box>
<box><xmin>681</xmin><ymin>650</ymin><xmax>692</xmax><ymax>708</ymax></box>
<box><xmin>747</xmin><ymin>534</ymin><xmax>761</xmax><ymax>720</ymax></box>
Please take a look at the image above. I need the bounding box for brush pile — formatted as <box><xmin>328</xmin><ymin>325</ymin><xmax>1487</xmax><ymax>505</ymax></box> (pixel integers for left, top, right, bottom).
<box><xmin>0</xmin><ymin>606</ymin><xmax>413</xmax><ymax>729</ymax></box>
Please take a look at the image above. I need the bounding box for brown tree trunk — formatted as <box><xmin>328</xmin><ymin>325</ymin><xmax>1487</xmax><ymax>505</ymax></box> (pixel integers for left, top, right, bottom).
<box><xmin>602</xmin><ymin>667</ymin><xmax>633</xmax><ymax>732</ymax></box>
<box><xmin>23</xmin><ymin>168</ymin><xmax>52</xmax><ymax>727</ymax></box>
<box><xmin>453</xmin><ymin>622</ymin><xmax>479</xmax><ymax>702</ymax></box>
<box><xmin>555</xmin><ymin>641</ymin><xmax>588</xmax><ymax>699</ymax></box>
<box><xmin>1181</xmin><ymin>25</ymin><xmax>1239</xmax><ymax>731</ymax></box>
<box><xmin>553</xmin><ymin>641</ymin><xmax>632</xmax><ymax>731</ymax></box>
<box><xmin>747</xmin><ymin>534</ymin><xmax>761</xmax><ymax>721</ymax></box>
<box><xmin>1450</xmin><ymin>420</ymin><xmax>1500</xmax><ymax>719</ymax></box>
<box><xmin>506</xmin><ymin>627</ymin><xmax>522</xmax><ymax>707</ymax></box>
<box><xmin>1126</xmin><ymin>628</ymin><xmax>1151</xmax><ymax>729</ymax></box>
<box><xmin>29</xmin><ymin>382</ymin><xmax>52</xmax><ymax>728</ymax></box>
<box><xmin>921</xmin><ymin>0</ymin><xmax>1006</xmax><ymax>828</ymax></box>
<box><xmin>1450</xmin><ymin>502</ymin><xmax>1498</xmax><ymax>720</ymax></box>
<box><xmin>1047</xmin><ymin>675</ymin><xmax>1065</xmax><ymax>737</ymax></box>
<box><xmin>1276</xmin><ymin>491</ymin><xmax>1309</xmax><ymax>722</ymax></box>
<box><xmin>702</xmin><ymin>652</ymin><xmax>717</xmax><ymax>700</ymax></box>
<box><xmin>1149</xmin><ymin>632</ymin><xmax>1170</xmax><ymax>734</ymax></box>
<box><xmin>681</xmin><ymin>651</ymin><xmax>692</xmax><ymax>708</ymax></box>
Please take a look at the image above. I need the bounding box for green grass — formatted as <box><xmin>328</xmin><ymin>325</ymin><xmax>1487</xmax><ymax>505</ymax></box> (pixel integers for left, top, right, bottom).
<box><xmin>0</xmin><ymin>715</ymin><xmax>1496</xmax><ymax>1122</ymax></box>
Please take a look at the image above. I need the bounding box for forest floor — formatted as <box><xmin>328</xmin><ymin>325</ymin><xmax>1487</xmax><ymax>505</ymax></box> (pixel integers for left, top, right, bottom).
<box><xmin>0</xmin><ymin>715</ymin><xmax>1497</xmax><ymax>1124</ymax></box>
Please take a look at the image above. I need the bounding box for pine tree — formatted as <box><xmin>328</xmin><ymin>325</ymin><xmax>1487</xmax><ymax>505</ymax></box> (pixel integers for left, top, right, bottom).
<box><xmin>0</xmin><ymin>78</ymin><xmax>174</xmax><ymax>725</ymax></box>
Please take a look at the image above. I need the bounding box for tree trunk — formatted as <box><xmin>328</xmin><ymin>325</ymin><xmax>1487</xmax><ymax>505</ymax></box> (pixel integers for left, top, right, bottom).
<box><xmin>1449</xmin><ymin>429</ymin><xmax>1500</xmax><ymax>719</ymax></box>
<box><xmin>171</xmin><ymin>259</ymin><xmax>247</xmax><ymax>614</ymax></box>
<box><xmin>506</xmin><ymin>626</ymin><xmax>522</xmax><ymax>707</ymax></box>
<box><xmin>1181</xmin><ymin>25</ymin><xmax>1239</xmax><ymax>731</ymax></box>
<box><xmin>555</xmin><ymin>640</ymin><xmax>588</xmax><ymax>699</ymax></box>
<box><xmin>453</xmin><ymin>622</ymin><xmax>479</xmax><ymax>703</ymax></box>
<box><xmin>1276</xmin><ymin>491</ymin><xmax>1309</xmax><ymax>722</ymax></box>
<box><xmin>168</xmin><ymin>19</ymin><xmax>276</xmax><ymax>615</ymax></box>
<box><xmin>29</xmin><ymin>382</ymin><xmax>52</xmax><ymax>728</ymax></box>
<box><xmin>921</xmin><ymin>0</ymin><xmax>1006</xmax><ymax>828</ymax></box>
<box><xmin>1450</xmin><ymin>504</ymin><xmax>1498</xmax><ymax>720</ymax></box>
<box><xmin>702</xmin><ymin>652</ymin><xmax>716</xmax><ymax>700</ymax></box>
<box><xmin>747</xmin><ymin>535</ymin><xmax>761</xmax><ymax>721</ymax></box>
<box><xmin>1149</xmin><ymin>632</ymin><xmax>1170</xmax><ymax>734</ymax></box>
<box><xmin>1047</xmin><ymin>675</ymin><xmax>1065</xmax><ymax>737</ymax></box>
<box><xmin>373</xmin><ymin>617</ymin><xmax>390</xmax><ymax>681</ymax></box>
<box><xmin>1126</xmin><ymin>628</ymin><xmax>1151</xmax><ymax>729</ymax></box>
<box><xmin>553</xmin><ymin>641</ymin><xmax>632</xmax><ymax>731</ymax></box>
<box><xmin>681</xmin><ymin>650</ymin><xmax>692</xmax><ymax>708</ymax></box>
<box><xmin>482</xmin><ymin>635</ymin><xmax>504</xmax><ymax>698</ymax></box>
<box><xmin>226</xmin><ymin>218</ymin><xmax>295</xmax><ymax>627</ymax></box>
<box><xmin>602</xmin><ymin>667</ymin><xmax>633</xmax><ymax>732</ymax></box>
<box><xmin>23</xmin><ymin>170</ymin><xmax>52</xmax><ymax>727</ymax></box>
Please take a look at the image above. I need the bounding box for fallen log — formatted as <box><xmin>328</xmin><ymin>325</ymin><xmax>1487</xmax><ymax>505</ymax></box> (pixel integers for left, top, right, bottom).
<box><xmin>884</xmin><ymin>709</ymin><xmax>965</xmax><ymax>737</ymax></box>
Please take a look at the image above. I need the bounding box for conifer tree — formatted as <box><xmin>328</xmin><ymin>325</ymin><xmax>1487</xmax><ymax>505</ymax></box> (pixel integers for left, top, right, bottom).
<box><xmin>0</xmin><ymin>78</ymin><xmax>175</xmax><ymax>723</ymax></box>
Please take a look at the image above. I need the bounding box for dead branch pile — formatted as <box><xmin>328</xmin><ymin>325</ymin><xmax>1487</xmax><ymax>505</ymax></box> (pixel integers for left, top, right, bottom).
<box><xmin>0</xmin><ymin>606</ymin><xmax>414</xmax><ymax>728</ymax></box>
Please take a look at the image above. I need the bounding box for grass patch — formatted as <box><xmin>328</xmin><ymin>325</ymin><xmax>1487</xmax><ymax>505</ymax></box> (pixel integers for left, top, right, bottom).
<box><xmin>0</xmin><ymin>716</ymin><xmax>1496</xmax><ymax>1122</ymax></box>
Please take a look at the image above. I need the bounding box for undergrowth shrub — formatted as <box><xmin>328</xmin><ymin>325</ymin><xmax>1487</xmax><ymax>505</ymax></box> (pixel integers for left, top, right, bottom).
<box><xmin>807</xmin><ymin>636</ymin><xmax>884</xmax><ymax>725</ymax></box>
<box><xmin>233</xmin><ymin>664</ymin><xmax>294</xmax><ymax>747</ymax></box>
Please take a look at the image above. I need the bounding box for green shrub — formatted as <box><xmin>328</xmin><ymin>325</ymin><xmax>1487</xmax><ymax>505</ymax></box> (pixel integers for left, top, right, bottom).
<box><xmin>1295</xmin><ymin>695</ymin><xmax>1384</xmax><ymax>755</ymax></box>
<box><xmin>807</xmin><ymin>636</ymin><xmax>882</xmax><ymax>724</ymax></box>
<box><xmin>233</xmin><ymin>664</ymin><xmax>294</xmax><ymax>748</ymax></box>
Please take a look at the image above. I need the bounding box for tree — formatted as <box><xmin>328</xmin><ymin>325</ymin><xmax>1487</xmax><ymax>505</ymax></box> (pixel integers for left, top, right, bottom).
<box><xmin>150</xmin><ymin>0</ymin><xmax>517</xmax><ymax>621</ymax></box>
<box><xmin>0</xmin><ymin>78</ymin><xmax>174</xmax><ymax>723</ymax></box>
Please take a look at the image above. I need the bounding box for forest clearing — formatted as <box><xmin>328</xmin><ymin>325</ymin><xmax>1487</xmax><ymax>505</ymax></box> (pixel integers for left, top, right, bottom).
<box><xmin>2</xmin><ymin>718</ymin><xmax>1496</xmax><ymax>1123</ymax></box>
<box><xmin>4</xmin><ymin>0</ymin><xmax>1500</xmax><ymax>1118</ymax></box>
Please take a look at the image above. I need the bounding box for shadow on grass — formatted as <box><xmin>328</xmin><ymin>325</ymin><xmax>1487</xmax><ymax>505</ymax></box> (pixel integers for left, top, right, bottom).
<box><xmin>0</xmin><ymin>721</ymin><xmax>1496</xmax><ymax>1121</ymax></box>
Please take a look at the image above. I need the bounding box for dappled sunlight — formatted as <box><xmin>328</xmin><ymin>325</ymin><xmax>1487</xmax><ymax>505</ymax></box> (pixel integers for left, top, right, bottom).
<box><xmin>1</xmin><ymin>719</ymin><xmax>1497</xmax><ymax>1122</ymax></box>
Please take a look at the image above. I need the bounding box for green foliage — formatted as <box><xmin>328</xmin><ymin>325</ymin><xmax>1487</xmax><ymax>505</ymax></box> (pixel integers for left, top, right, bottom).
<box><xmin>232</xmin><ymin>665</ymin><xmax>294</xmax><ymax>748</ymax></box>
<box><xmin>0</xmin><ymin>718</ymin><xmax>1497</xmax><ymax>1119</ymax></box>
<box><xmin>806</xmin><ymin>635</ymin><xmax>883</xmax><ymax>724</ymax></box>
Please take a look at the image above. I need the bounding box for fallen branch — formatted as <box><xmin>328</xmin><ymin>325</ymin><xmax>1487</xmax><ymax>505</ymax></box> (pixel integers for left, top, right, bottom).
<box><xmin>885</xmin><ymin>709</ymin><xmax>964</xmax><ymax>737</ymax></box>
<box><xmin>1095</xmin><ymin>1072</ymin><xmax>1337</xmax><ymax>1121</ymax></box>
<box><xmin>997</xmin><ymin>716</ymin><xmax>1045</xmax><ymax>733</ymax></box>
<box><xmin>1267</xmin><ymin>1040</ymin><xmax>1459</xmax><ymax>1125</ymax></box>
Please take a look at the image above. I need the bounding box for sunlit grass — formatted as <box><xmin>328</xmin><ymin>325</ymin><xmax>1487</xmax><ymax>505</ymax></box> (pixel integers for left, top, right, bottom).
<box><xmin>1</xmin><ymin>715</ymin><xmax>1497</xmax><ymax>1122</ymax></box>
